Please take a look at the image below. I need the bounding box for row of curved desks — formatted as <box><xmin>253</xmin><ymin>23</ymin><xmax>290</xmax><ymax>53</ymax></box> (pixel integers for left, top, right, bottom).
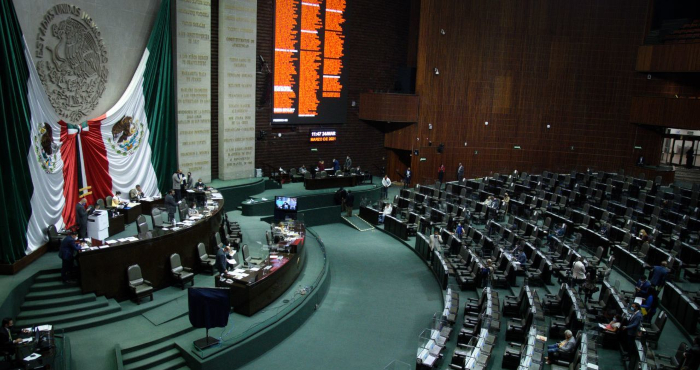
<box><xmin>78</xmin><ymin>199</ymin><xmax>224</xmax><ymax>301</ymax></box>
<box><xmin>215</xmin><ymin>226</ymin><xmax>306</xmax><ymax>316</ymax></box>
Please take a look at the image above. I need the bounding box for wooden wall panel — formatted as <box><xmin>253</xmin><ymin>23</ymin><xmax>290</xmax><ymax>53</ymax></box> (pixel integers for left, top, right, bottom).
<box><xmin>253</xmin><ymin>0</ymin><xmax>410</xmax><ymax>175</ymax></box>
<box><xmin>358</xmin><ymin>93</ymin><xmax>420</xmax><ymax>122</ymax></box>
<box><xmin>636</xmin><ymin>44</ymin><xmax>700</xmax><ymax>72</ymax></box>
<box><xmin>630</xmin><ymin>97</ymin><xmax>700</xmax><ymax>129</ymax></box>
<box><xmin>386</xmin><ymin>0</ymin><xmax>670</xmax><ymax>184</ymax></box>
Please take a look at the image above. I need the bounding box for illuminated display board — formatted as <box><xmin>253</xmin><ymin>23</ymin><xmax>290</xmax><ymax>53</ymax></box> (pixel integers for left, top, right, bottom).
<box><xmin>309</xmin><ymin>129</ymin><xmax>337</xmax><ymax>142</ymax></box>
<box><xmin>272</xmin><ymin>0</ymin><xmax>347</xmax><ymax>124</ymax></box>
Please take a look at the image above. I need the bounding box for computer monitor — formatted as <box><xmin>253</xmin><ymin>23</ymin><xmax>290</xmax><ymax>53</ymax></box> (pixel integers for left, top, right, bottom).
<box><xmin>241</xmin><ymin>244</ymin><xmax>252</xmax><ymax>266</ymax></box>
<box><xmin>274</xmin><ymin>196</ymin><xmax>298</xmax><ymax>221</ymax></box>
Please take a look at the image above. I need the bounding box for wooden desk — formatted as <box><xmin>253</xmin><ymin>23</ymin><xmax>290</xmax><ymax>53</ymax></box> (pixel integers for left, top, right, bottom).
<box><xmin>216</xmin><ymin>233</ymin><xmax>306</xmax><ymax>316</ymax></box>
<box><xmin>140</xmin><ymin>198</ymin><xmax>164</xmax><ymax>215</ymax></box>
<box><xmin>117</xmin><ymin>204</ymin><xmax>142</xmax><ymax>224</ymax></box>
<box><xmin>108</xmin><ymin>214</ymin><xmax>125</xmax><ymax>236</ymax></box>
<box><xmin>304</xmin><ymin>175</ymin><xmax>359</xmax><ymax>190</ymax></box>
<box><xmin>78</xmin><ymin>200</ymin><xmax>223</xmax><ymax>301</ymax></box>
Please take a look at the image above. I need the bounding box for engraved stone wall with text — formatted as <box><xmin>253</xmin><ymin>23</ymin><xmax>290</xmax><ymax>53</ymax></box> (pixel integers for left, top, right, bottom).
<box><xmin>176</xmin><ymin>0</ymin><xmax>212</xmax><ymax>182</ymax></box>
<box><xmin>219</xmin><ymin>0</ymin><xmax>257</xmax><ymax>179</ymax></box>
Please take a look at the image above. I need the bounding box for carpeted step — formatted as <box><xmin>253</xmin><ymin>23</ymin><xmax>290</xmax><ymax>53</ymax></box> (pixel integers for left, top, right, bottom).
<box><xmin>18</xmin><ymin>296</ymin><xmax>109</xmax><ymax>321</ymax></box>
<box><xmin>124</xmin><ymin>346</ymin><xmax>182</xmax><ymax>370</ymax></box>
<box><xmin>24</xmin><ymin>286</ymin><xmax>82</xmax><ymax>301</ymax></box>
<box><xmin>33</xmin><ymin>272</ymin><xmax>62</xmax><ymax>283</ymax></box>
<box><xmin>149</xmin><ymin>358</ymin><xmax>188</xmax><ymax>370</ymax></box>
<box><xmin>123</xmin><ymin>341</ymin><xmax>176</xmax><ymax>365</ymax></box>
<box><xmin>29</xmin><ymin>280</ymin><xmax>73</xmax><ymax>292</ymax></box>
<box><xmin>16</xmin><ymin>300</ymin><xmax>121</xmax><ymax>328</ymax></box>
<box><xmin>121</xmin><ymin>318</ymin><xmax>195</xmax><ymax>354</ymax></box>
<box><xmin>21</xmin><ymin>293</ymin><xmax>97</xmax><ymax>311</ymax></box>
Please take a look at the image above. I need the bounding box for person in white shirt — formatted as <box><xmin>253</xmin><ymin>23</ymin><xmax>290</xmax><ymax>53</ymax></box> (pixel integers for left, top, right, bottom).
<box><xmin>572</xmin><ymin>257</ymin><xmax>587</xmax><ymax>286</ymax></box>
<box><xmin>381</xmin><ymin>175</ymin><xmax>391</xmax><ymax>199</ymax></box>
<box><xmin>379</xmin><ymin>203</ymin><xmax>393</xmax><ymax>223</ymax></box>
<box><xmin>429</xmin><ymin>230</ymin><xmax>443</xmax><ymax>251</ymax></box>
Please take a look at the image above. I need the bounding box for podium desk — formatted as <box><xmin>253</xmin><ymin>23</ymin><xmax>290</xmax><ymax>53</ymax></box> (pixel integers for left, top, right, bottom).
<box><xmin>140</xmin><ymin>198</ymin><xmax>164</xmax><ymax>215</ymax></box>
<box><xmin>117</xmin><ymin>204</ymin><xmax>142</xmax><ymax>224</ymax></box>
<box><xmin>216</xmin><ymin>232</ymin><xmax>306</xmax><ymax>316</ymax></box>
<box><xmin>108</xmin><ymin>214</ymin><xmax>125</xmax><ymax>236</ymax></box>
<box><xmin>78</xmin><ymin>200</ymin><xmax>223</xmax><ymax>301</ymax></box>
<box><xmin>304</xmin><ymin>175</ymin><xmax>358</xmax><ymax>190</ymax></box>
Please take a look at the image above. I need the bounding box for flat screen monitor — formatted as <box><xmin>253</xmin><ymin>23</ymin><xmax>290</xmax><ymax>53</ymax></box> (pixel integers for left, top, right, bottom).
<box><xmin>275</xmin><ymin>196</ymin><xmax>298</xmax><ymax>211</ymax></box>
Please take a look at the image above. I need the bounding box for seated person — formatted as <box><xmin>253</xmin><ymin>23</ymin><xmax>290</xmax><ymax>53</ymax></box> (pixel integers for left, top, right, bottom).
<box><xmin>129</xmin><ymin>185</ymin><xmax>145</xmax><ymax>201</ymax></box>
<box><xmin>516</xmin><ymin>248</ymin><xmax>528</xmax><ymax>267</ymax></box>
<box><xmin>298</xmin><ymin>165</ymin><xmax>308</xmax><ymax>174</ymax></box>
<box><xmin>545</xmin><ymin>330</ymin><xmax>577</xmax><ymax>364</ymax></box>
<box><xmin>554</xmin><ymin>223</ymin><xmax>567</xmax><ymax>237</ymax></box>
<box><xmin>634</xmin><ymin>276</ymin><xmax>651</xmax><ymax>298</ymax></box>
<box><xmin>601</xmin><ymin>314</ymin><xmax>622</xmax><ymax>333</ymax></box>
<box><xmin>111</xmin><ymin>191</ymin><xmax>126</xmax><ymax>207</ymax></box>
<box><xmin>379</xmin><ymin>203</ymin><xmax>393</xmax><ymax>223</ymax></box>
<box><xmin>194</xmin><ymin>179</ymin><xmax>205</xmax><ymax>189</ymax></box>
<box><xmin>188</xmin><ymin>202</ymin><xmax>199</xmax><ymax>216</ymax></box>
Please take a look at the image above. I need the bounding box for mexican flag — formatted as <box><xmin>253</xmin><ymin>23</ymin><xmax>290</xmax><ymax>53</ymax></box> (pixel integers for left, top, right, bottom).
<box><xmin>1</xmin><ymin>0</ymin><xmax>176</xmax><ymax>257</ymax></box>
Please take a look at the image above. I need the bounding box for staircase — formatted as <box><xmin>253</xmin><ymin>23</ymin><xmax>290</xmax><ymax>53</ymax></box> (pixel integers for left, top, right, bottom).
<box><xmin>117</xmin><ymin>320</ymin><xmax>195</xmax><ymax>370</ymax></box>
<box><xmin>341</xmin><ymin>215</ymin><xmax>375</xmax><ymax>231</ymax></box>
<box><xmin>15</xmin><ymin>269</ymin><xmax>122</xmax><ymax>332</ymax></box>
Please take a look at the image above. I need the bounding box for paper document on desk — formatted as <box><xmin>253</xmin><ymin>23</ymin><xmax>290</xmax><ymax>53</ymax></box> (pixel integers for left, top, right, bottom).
<box><xmin>634</xmin><ymin>297</ymin><xmax>643</xmax><ymax>305</ymax></box>
<box><xmin>127</xmin><ymin>202</ymin><xmax>140</xmax><ymax>207</ymax></box>
<box><xmin>20</xmin><ymin>337</ymin><xmax>32</xmax><ymax>343</ymax></box>
<box><xmin>250</xmin><ymin>267</ymin><xmax>261</xmax><ymax>271</ymax></box>
<box><xmin>186</xmin><ymin>189</ymin><xmax>195</xmax><ymax>193</ymax></box>
<box><xmin>126</xmin><ymin>237</ymin><xmax>139</xmax><ymax>241</ymax></box>
<box><xmin>105</xmin><ymin>240</ymin><xmax>117</xmax><ymax>244</ymax></box>
<box><xmin>37</xmin><ymin>325</ymin><xmax>52</xmax><ymax>331</ymax></box>
<box><xmin>23</xmin><ymin>353</ymin><xmax>41</xmax><ymax>361</ymax></box>
<box><xmin>117</xmin><ymin>238</ymin><xmax>129</xmax><ymax>242</ymax></box>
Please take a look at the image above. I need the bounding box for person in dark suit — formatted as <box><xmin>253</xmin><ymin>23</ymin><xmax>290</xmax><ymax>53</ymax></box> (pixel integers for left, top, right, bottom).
<box><xmin>345</xmin><ymin>191</ymin><xmax>355</xmax><ymax>217</ymax></box>
<box><xmin>60</xmin><ymin>231</ymin><xmax>82</xmax><ymax>283</ymax></box>
<box><xmin>216</xmin><ymin>246</ymin><xmax>231</xmax><ymax>275</ymax></box>
<box><xmin>165</xmin><ymin>189</ymin><xmax>178</xmax><ymax>223</ymax></box>
<box><xmin>622</xmin><ymin>303</ymin><xmax>643</xmax><ymax>358</ymax></box>
<box><xmin>75</xmin><ymin>198</ymin><xmax>88</xmax><ymax>239</ymax></box>
<box><xmin>437</xmin><ymin>164</ymin><xmax>445</xmax><ymax>187</ymax></box>
<box><xmin>0</xmin><ymin>317</ymin><xmax>25</xmax><ymax>360</ymax></box>
<box><xmin>457</xmin><ymin>163</ymin><xmax>464</xmax><ymax>182</ymax></box>
<box><xmin>403</xmin><ymin>167</ymin><xmax>412</xmax><ymax>189</ymax></box>
<box><xmin>194</xmin><ymin>179</ymin><xmax>205</xmax><ymax>189</ymax></box>
<box><xmin>650</xmin><ymin>261</ymin><xmax>669</xmax><ymax>290</ymax></box>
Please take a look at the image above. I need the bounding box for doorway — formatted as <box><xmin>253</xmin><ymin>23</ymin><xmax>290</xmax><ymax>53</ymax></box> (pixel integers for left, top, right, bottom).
<box><xmin>664</xmin><ymin>138</ymin><xmax>699</xmax><ymax>167</ymax></box>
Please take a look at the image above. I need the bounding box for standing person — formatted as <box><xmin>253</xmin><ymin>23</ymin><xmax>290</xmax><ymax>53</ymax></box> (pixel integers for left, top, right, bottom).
<box><xmin>332</xmin><ymin>158</ymin><xmax>340</xmax><ymax>174</ymax></box>
<box><xmin>688</xmin><ymin>147</ymin><xmax>695</xmax><ymax>169</ymax></box>
<box><xmin>59</xmin><ymin>230</ymin><xmax>82</xmax><ymax>283</ymax></box>
<box><xmin>457</xmin><ymin>162</ymin><xmax>464</xmax><ymax>182</ymax></box>
<box><xmin>634</xmin><ymin>275</ymin><xmax>651</xmax><ymax>298</ymax></box>
<box><xmin>216</xmin><ymin>246</ymin><xmax>232</xmax><ymax>275</ymax></box>
<box><xmin>429</xmin><ymin>230</ymin><xmax>443</xmax><ymax>251</ymax></box>
<box><xmin>503</xmin><ymin>193</ymin><xmax>510</xmax><ymax>214</ymax></box>
<box><xmin>572</xmin><ymin>257</ymin><xmax>587</xmax><ymax>287</ymax></box>
<box><xmin>438</xmin><ymin>164</ymin><xmax>445</xmax><ymax>188</ymax></box>
<box><xmin>650</xmin><ymin>261</ymin><xmax>669</xmax><ymax>291</ymax></box>
<box><xmin>404</xmin><ymin>167</ymin><xmax>412</xmax><ymax>189</ymax></box>
<box><xmin>75</xmin><ymin>198</ymin><xmax>88</xmax><ymax>239</ymax></box>
<box><xmin>345</xmin><ymin>156</ymin><xmax>352</xmax><ymax>172</ymax></box>
<box><xmin>345</xmin><ymin>190</ymin><xmax>355</xmax><ymax>217</ymax></box>
<box><xmin>165</xmin><ymin>189</ymin><xmax>178</xmax><ymax>223</ymax></box>
<box><xmin>172</xmin><ymin>170</ymin><xmax>183</xmax><ymax>201</ymax></box>
<box><xmin>641</xmin><ymin>289</ymin><xmax>658</xmax><ymax>323</ymax></box>
<box><xmin>318</xmin><ymin>160</ymin><xmax>325</xmax><ymax>172</ymax></box>
<box><xmin>186</xmin><ymin>172</ymin><xmax>194</xmax><ymax>189</ymax></box>
<box><xmin>455</xmin><ymin>222</ymin><xmax>464</xmax><ymax>239</ymax></box>
<box><xmin>622</xmin><ymin>303</ymin><xmax>643</xmax><ymax>358</ymax></box>
<box><xmin>381</xmin><ymin>175</ymin><xmax>391</xmax><ymax>199</ymax></box>
<box><xmin>481</xmin><ymin>259</ymin><xmax>494</xmax><ymax>288</ymax></box>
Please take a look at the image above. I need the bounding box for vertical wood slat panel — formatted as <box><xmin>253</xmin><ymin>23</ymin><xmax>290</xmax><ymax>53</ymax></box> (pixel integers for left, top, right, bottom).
<box><xmin>387</xmin><ymin>0</ymin><xmax>669</xmax><ymax>185</ymax></box>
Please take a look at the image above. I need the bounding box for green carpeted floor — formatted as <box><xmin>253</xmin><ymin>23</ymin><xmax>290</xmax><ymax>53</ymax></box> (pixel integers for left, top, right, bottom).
<box><xmin>238</xmin><ymin>223</ymin><xmax>444</xmax><ymax>370</ymax></box>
